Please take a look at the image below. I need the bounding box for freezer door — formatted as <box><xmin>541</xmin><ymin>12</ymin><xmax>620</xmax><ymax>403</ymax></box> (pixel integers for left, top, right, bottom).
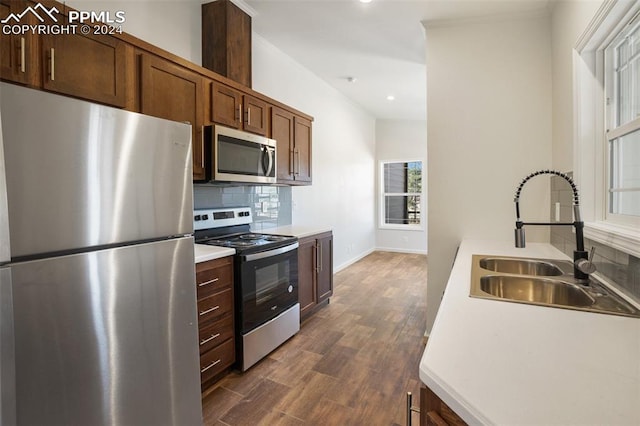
<box><xmin>0</xmin><ymin>82</ymin><xmax>193</xmax><ymax>259</ymax></box>
<box><xmin>10</xmin><ymin>237</ymin><xmax>202</xmax><ymax>425</ymax></box>
<box><xmin>0</xmin><ymin>266</ymin><xmax>16</xmax><ymax>425</ymax></box>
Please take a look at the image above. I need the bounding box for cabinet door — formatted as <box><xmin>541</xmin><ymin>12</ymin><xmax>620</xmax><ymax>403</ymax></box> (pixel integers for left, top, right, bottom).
<box><xmin>41</xmin><ymin>30</ymin><xmax>126</xmax><ymax>107</ymax></box>
<box><xmin>0</xmin><ymin>1</ymin><xmax>37</xmax><ymax>85</ymax></box>
<box><xmin>294</xmin><ymin>116</ymin><xmax>312</xmax><ymax>183</ymax></box>
<box><xmin>317</xmin><ymin>234</ymin><xmax>333</xmax><ymax>302</ymax></box>
<box><xmin>211</xmin><ymin>82</ymin><xmax>241</xmax><ymax>128</ymax></box>
<box><xmin>140</xmin><ymin>54</ymin><xmax>205</xmax><ymax>180</ymax></box>
<box><xmin>298</xmin><ymin>237</ymin><xmax>317</xmax><ymax>317</ymax></box>
<box><xmin>271</xmin><ymin>106</ymin><xmax>295</xmax><ymax>182</ymax></box>
<box><xmin>243</xmin><ymin>95</ymin><xmax>268</xmax><ymax>135</ymax></box>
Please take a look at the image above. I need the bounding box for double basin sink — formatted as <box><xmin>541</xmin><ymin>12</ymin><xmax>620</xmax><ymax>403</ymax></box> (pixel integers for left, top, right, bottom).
<box><xmin>470</xmin><ymin>255</ymin><xmax>640</xmax><ymax>318</ymax></box>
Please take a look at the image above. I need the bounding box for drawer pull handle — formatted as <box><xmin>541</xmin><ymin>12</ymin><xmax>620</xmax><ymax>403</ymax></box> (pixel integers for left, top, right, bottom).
<box><xmin>199</xmin><ymin>305</ymin><xmax>220</xmax><ymax>316</ymax></box>
<box><xmin>198</xmin><ymin>277</ymin><xmax>219</xmax><ymax>287</ymax></box>
<box><xmin>200</xmin><ymin>333</ymin><xmax>221</xmax><ymax>346</ymax></box>
<box><xmin>200</xmin><ymin>359</ymin><xmax>221</xmax><ymax>373</ymax></box>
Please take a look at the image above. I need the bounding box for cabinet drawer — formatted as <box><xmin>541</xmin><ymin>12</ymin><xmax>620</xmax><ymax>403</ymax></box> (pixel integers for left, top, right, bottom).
<box><xmin>197</xmin><ymin>288</ymin><xmax>233</xmax><ymax>324</ymax></box>
<box><xmin>200</xmin><ymin>337</ymin><xmax>235</xmax><ymax>383</ymax></box>
<box><xmin>196</xmin><ymin>258</ymin><xmax>233</xmax><ymax>299</ymax></box>
<box><xmin>198</xmin><ymin>314</ymin><xmax>233</xmax><ymax>354</ymax></box>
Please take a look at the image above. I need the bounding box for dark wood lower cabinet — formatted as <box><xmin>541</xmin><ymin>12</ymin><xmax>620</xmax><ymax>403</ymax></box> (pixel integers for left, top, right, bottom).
<box><xmin>420</xmin><ymin>385</ymin><xmax>467</xmax><ymax>426</ymax></box>
<box><xmin>196</xmin><ymin>256</ymin><xmax>235</xmax><ymax>393</ymax></box>
<box><xmin>298</xmin><ymin>231</ymin><xmax>333</xmax><ymax>320</ymax></box>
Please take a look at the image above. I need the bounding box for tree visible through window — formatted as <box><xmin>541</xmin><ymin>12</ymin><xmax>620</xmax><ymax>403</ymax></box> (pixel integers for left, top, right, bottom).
<box><xmin>381</xmin><ymin>161</ymin><xmax>422</xmax><ymax>226</ymax></box>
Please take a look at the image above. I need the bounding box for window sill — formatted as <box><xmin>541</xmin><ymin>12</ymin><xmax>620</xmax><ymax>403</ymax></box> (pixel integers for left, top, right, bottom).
<box><xmin>584</xmin><ymin>221</ymin><xmax>640</xmax><ymax>258</ymax></box>
<box><xmin>378</xmin><ymin>224</ymin><xmax>425</xmax><ymax>232</ymax></box>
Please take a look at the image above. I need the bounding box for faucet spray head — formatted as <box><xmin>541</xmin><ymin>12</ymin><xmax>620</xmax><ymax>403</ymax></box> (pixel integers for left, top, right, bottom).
<box><xmin>515</xmin><ymin>222</ymin><xmax>525</xmax><ymax>248</ymax></box>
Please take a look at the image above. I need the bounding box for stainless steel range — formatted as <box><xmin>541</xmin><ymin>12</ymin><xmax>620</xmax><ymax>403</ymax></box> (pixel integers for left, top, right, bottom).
<box><xmin>194</xmin><ymin>207</ymin><xmax>300</xmax><ymax>371</ymax></box>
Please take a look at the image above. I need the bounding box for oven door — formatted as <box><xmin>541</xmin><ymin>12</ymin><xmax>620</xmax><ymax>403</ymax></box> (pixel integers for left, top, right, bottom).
<box><xmin>238</xmin><ymin>242</ymin><xmax>298</xmax><ymax>334</ymax></box>
<box><xmin>214</xmin><ymin>125</ymin><xmax>276</xmax><ymax>184</ymax></box>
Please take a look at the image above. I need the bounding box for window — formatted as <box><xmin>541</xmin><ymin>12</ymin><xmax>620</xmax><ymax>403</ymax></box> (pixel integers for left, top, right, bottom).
<box><xmin>380</xmin><ymin>160</ymin><xmax>423</xmax><ymax>228</ymax></box>
<box><xmin>575</xmin><ymin>0</ymin><xmax>640</xmax><ymax>258</ymax></box>
<box><xmin>605</xmin><ymin>15</ymin><xmax>640</xmax><ymax>218</ymax></box>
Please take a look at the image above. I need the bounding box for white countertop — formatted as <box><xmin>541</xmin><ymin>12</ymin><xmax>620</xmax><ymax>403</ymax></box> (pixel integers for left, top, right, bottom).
<box><xmin>258</xmin><ymin>225</ymin><xmax>332</xmax><ymax>239</ymax></box>
<box><xmin>419</xmin><ymin>239</ymin><xmax>640</xmax><ymax>425</ymax></box>
<box><xmin>194</xmin><ymin>244</ymin><xmax>235</xmax><ymax>263</ymax></box>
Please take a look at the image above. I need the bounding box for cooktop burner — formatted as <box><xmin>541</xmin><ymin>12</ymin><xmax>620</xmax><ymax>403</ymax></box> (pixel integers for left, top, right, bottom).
<box><xmin>193</xmin><ymin>208</ymin><xmax>297</xmax><ymax>254</ymax></box>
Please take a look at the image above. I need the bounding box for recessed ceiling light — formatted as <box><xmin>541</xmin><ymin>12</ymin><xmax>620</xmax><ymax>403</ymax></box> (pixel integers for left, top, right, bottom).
<box><xmin>386</xmin><ymin>95</ymin><xmax>395</xmax><ymax>101</ymax></box>
<box><xmin>359</xmin><ymin>0</ymin><xmax>372</xmax><ymax>3</ymax></box>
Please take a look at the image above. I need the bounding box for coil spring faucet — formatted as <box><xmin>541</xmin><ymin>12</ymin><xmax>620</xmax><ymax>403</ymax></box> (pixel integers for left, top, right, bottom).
<box><xmin>514</xmin><ymin>170</ymin><xmax>595</xmax><ymax>282</ymax></box>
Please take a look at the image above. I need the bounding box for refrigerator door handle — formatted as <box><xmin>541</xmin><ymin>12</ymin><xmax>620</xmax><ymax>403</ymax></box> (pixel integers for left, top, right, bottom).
<box><xmin>0</xmin><ymin>107</ymin><xmax>11</xmax><ymax>264</ymax></box>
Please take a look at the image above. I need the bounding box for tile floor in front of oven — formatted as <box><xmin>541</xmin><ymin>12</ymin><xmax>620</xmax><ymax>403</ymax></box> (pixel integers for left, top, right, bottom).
<box><xmin>201</xmin><ymin>251</ymin><xmax>428</xmax><ymax>426</ymax></box>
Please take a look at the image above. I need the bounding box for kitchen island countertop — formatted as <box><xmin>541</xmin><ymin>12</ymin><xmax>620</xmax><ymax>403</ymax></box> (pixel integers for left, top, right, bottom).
<box><xmin>194</xmin><ymin>244</ymin><xmax>235</xmax><ymax>263</ymax></box>
<box><xmin>419</xmin><ymin>239</ymin><xmax>640</xmax><ymax>425</ymax></box>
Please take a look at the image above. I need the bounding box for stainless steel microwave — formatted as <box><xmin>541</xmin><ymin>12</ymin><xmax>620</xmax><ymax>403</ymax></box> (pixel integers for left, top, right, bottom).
<box><xmin>209</xmin><ymin>125</ymin><xmax>277</xmax><ymax>184</ymax></box>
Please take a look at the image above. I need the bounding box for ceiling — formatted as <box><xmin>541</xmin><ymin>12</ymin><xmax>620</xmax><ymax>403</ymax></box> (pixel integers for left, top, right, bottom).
<box><xmin>241</xmin><ymin>0</ymin><xmax>551</xmax><ymax>121</ymax></box>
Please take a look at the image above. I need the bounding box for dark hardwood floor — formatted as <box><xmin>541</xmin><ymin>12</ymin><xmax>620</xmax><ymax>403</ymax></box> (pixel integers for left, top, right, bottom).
<box><xmin>202</xmin><ymin>251</ymin><xmax>428</xmax><ymax>425</ymax></box>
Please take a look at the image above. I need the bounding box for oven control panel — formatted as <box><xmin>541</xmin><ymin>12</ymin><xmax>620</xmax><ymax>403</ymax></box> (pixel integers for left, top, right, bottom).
<box><xmin>194</xmin><ymin>207</ymin><xmax>252</xmax><ymax>230</ymax></box>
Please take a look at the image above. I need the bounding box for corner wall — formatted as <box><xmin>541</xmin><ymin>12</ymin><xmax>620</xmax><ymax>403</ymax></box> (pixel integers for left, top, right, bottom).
<box><xmin>424</xmin><ymin>14</ymin><xmax>552</xmax><ymax>333</ymax></box>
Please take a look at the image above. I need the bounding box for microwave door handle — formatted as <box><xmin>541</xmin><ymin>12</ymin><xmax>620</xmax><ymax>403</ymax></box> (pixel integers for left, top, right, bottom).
<box><xmin>266</xmin><ymin>147</ymin><xmax>274</xmax><ymax>177</ymax></box>
<box><xmin>261</xmin><ymin>147</ymin><xmax>269</xmax><ymax>176</ymax></box>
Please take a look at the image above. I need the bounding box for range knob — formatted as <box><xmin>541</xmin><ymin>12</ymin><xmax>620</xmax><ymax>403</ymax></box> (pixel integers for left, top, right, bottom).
<box><xmin>288</xmin><ymin>285</ymin><xmax>293</xmax><ymax>293</ymax></box>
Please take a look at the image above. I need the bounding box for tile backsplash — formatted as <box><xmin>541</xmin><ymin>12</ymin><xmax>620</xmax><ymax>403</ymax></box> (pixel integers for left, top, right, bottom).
<box><xmin>550</xmin><ymin>174</ymin><xmax>640</xmax><ymax>303</ymax></box>
<box><xmin>194</xmin><ymin>184</ymin><xmax>292</xmax><ymax>231</ymax></box>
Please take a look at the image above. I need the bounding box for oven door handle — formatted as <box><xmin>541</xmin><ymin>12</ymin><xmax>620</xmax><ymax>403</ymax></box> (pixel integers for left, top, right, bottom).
<box><xmin>243</xmin><ymin>242</ymin><xmax>299</xmax><ymax>262</ymax></box>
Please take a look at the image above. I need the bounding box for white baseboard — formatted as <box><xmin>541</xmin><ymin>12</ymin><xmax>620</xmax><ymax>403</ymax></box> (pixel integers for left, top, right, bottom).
<box><xmin>334</xmin><ymin>248</ymin><xmax>376</xmax><ymax>273</ymax></box>
<box><xmin>375</xmin><ymin>246</ymin><xmax>428</xmax><ymax>255</ymax></box>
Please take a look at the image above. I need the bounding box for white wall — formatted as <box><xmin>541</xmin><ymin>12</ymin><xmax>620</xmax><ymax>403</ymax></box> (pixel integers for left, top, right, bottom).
<box><xmin>375</xmin><ymin>120</ymin><xmax>427</xmax><ymax>254</ymax></box>
<box><xmin>424</xmin><ymin>14</ymin><xmax>552</xmax><ymax>334</ymax></box>
<box><xmin>252</xmin><ymin>34</ymin><xmax>377</xmax><ymax>271</ymax></box>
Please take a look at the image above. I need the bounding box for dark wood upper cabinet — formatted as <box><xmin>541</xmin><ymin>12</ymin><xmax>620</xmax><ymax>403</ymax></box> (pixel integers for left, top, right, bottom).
<box><xmin>211</xmin><ymin>82</ymin><xmax>241</xmax><ymax>128</ymax></box>
<box><xmin>211</xmin><ymin>82</ymin><xmax>267</xmax><ymax>136</ymax></box>
<box><xmin>202</xmin><ymin>0</ymin><xmax>251</xmax><ymax>88</ymax></box>
<box><xmin>0</xmin><ymin>0</ymin><xmax>39</xmax><ymax>85</ymax></box>
<box><xmin>294</xmin><ymin>116</ymin><xmax>312</xmax><ymax>183</ymax></box>
<box><xmin>271</xmin><ymin>107</ymin><xmax>295</xmax><ymax>181</ymax></box>
<box><xmin>40</xmin><ymin>29</ymin><xmax>126</xmax><ymax>108</ymax></box>
<box><xmin>139</xmin><ymin>54</ymin><xmax>206</xmax><ymax>180</ymax></box>
<box><xmin>271</xmin><ymin>107</ymin><xmax>312</xmax><ymax>185</ymax></box>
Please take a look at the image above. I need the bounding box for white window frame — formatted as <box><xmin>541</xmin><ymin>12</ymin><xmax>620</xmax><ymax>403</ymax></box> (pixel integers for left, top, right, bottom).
<box><xmin>574</xmin><ymin>0</ymin><xmax>640</xmax><ymax>258</ymax></box>
<box><xmin>378</xmin><ymin>159</ymin><xmax>425</xmax><ymax>231</ymax></box>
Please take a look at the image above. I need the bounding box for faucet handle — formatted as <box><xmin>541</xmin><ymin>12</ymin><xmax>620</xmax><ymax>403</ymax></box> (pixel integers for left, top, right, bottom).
<box><xmin>575</xmin><ymin>247</ymin><xmax>597</xmax><ymax>275</ymax></box>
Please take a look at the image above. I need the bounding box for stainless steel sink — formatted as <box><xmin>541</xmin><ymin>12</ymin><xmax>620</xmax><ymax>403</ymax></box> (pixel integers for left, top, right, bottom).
<box><xmin>480</xmin><ymin>275</ymin><xmax>594</xmax><ymax>307</ymax></box>
<box><xmin>479</xmin><ymin>257</ymin><xmax>564</xmax><ymax>276</ymax></box>
<box><xmin>470</xmin><ymin>254</ymin><xmax>640</xmax><ymax>318</ymax></box>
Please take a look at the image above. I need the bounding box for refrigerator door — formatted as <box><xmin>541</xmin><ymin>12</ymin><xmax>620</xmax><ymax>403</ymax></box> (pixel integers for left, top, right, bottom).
<box><xmin>0</xmin><ymin>82</ymin><xmax>193</xmax><ymax>259</ymax></box>
<box><xmin>10</xmin><ymin>237</ymin><xmax>201</xmax><ymax>425</ymax></box>
<box><xmin>0</xmin><ymin>266</ymin><xmax>16</xmax><ymax>426</ymax></box>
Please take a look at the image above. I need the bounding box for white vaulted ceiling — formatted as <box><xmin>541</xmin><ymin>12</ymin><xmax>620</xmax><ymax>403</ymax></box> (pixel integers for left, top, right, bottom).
<box><xmin>242</xmin><ymin>0</ymin><xmax>551</xmax><ymax>120</ymax></box>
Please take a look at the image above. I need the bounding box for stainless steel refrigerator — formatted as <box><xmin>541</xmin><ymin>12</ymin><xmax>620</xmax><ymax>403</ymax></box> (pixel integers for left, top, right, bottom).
<box><xmin>0</xmin><ymin>82</ymin><xmax>202</xmax><ymax>425</ymax></box>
